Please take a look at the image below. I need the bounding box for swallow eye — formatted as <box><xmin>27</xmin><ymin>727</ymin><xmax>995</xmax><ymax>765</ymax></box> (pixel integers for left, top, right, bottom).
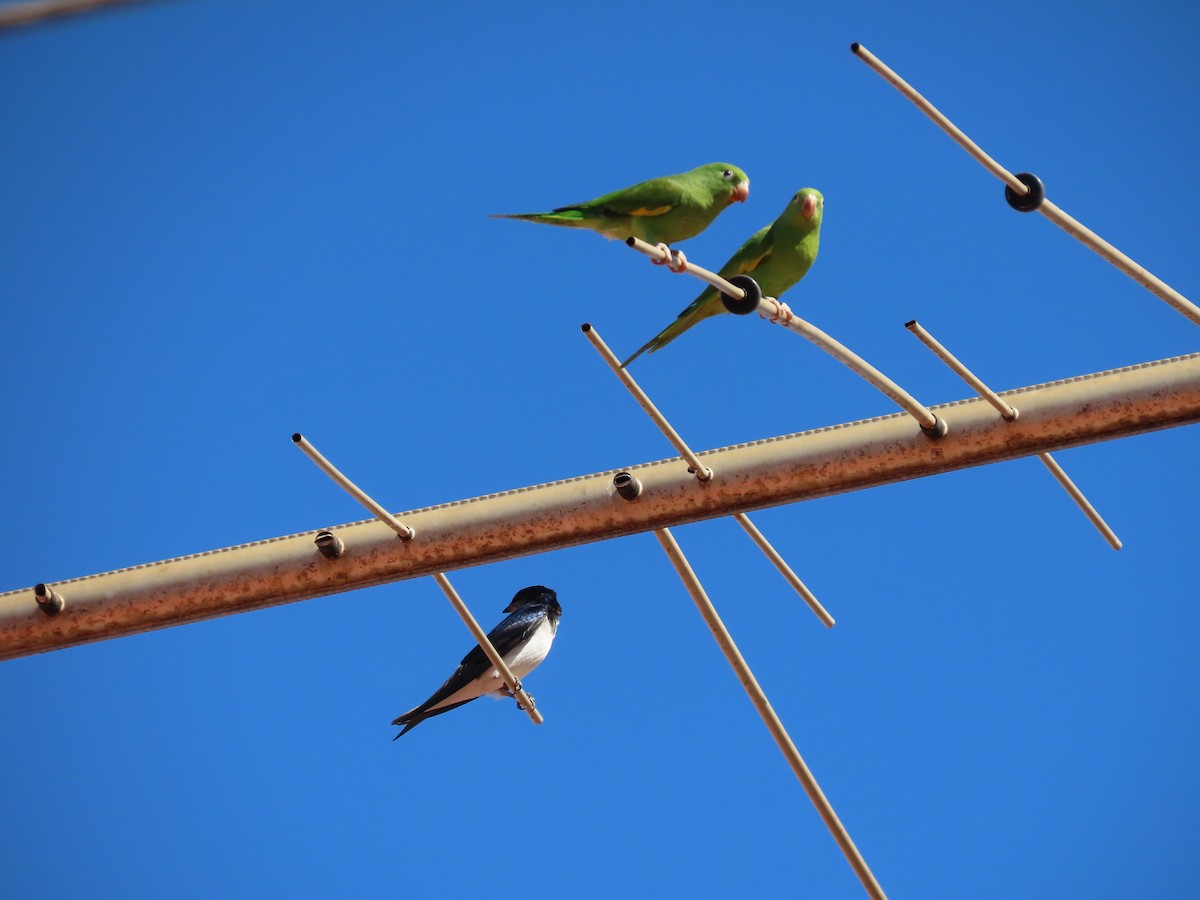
<box><xmin>722</xmin><ymin>169</ymin><xmax>734</xmax><ymax>179</ymax></box>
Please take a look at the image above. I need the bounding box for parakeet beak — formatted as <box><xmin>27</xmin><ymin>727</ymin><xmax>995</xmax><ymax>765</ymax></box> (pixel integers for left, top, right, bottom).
<box><xmin>731</xmin><ymin>180</ymin><xmax>750</xmax><ymax>203</ymax></box>
<box><xmin>801</xmin><ymin>194</ymin><xmax>820</xmax><ymax>218</ymax></box>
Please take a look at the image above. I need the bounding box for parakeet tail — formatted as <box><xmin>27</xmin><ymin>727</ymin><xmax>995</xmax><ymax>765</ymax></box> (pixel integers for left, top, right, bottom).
<box><xmin>491</xmin><ymin>209</ymin><xmax>587</xmax><ymax>227</ymax></box>
<box><xmin>620</xmin><ymin>322</ymin><xmax>684</xmax><ymax>368</ymax></box>
<box><xmin>620</xmin><ymin>300</ymin><xmax>714</xmax><ymax>368</ymax></box>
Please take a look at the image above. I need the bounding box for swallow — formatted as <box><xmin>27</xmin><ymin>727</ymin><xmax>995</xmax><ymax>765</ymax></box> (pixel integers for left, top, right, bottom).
<box><xmin>392</xmin><ymin>585</ymin><xmax>562</xmax><ymax>739</ymax></box>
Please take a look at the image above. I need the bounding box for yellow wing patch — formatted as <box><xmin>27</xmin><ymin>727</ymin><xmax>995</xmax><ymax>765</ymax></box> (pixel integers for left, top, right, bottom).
<box><xmin>628</xmin><ymin>205</ymin><xmax>673</xmax><ymax>217</ymax></box>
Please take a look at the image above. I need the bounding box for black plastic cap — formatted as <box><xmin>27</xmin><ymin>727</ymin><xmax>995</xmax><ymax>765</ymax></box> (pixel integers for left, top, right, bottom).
<box><xmin>315</xmin><ymin>530</ymin><xmax>345</xmax><ymax>559</ymax></box>
<box><xmin>613</xmin><ymin>472</ymin><xmax>642</xmax><ymax>501</ymax></box>
<box><xmin>1004</xmin><ymin>172</ymin><xmax>1045</xmax><ymax>213</ymax></box>
<box><xmin>34</xmin><ymin>583</ymin><xmax>64</xmax><ymax>615</ymax></box>
<box><xmin>721</xmin><ymin>274</ymin><xmax>763</xmax><ymax>316</ymax></box>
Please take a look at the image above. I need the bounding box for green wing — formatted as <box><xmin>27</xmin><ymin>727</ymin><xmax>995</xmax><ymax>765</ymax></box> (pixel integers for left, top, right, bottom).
<box><xmin>572</xmin><ymin>176</ymin><xmax>685</xmax><ymax>219</ymax></box>
<box><xmin>621</xmin><ymin>225</ymin><xmax>775</xmax><ymax>367</ymax></box>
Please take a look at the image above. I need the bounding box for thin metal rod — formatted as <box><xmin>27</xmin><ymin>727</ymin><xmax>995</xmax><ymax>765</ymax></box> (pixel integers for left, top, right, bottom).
<box><xmin>1037</xmin><ymin>199</ymin><xmax>1200</xmax><ymax>327</ymax></box>
<box><xmin>292</xmin><ymin>433</ymin><xmax>414</xmax><ymax>539</ymax></box>
<box><xmin>430</xmin><ymin>573</ymin><xmax>543</xmax><ymax>725</ymax></box>
<box><xmin>906</xmin><ymin>320</ymin><xmax>1120</xmax><ymax>548</ymax></box>
<box><xmin>586</xmin><ymin>322</ymin><xmax>830</xmax><ymax>622</ymax></box>
<box><xmin>906</xmin><ymin>320</ymin><xmax>1017</xmax><ymax>421</ymax></box>
<box><xmin>653</xmin><ymin>528</ymin><xmax>886</xmax><ymax>900</ymax></box>
<box><xmin>0</xmin><ymin>0</ymin><xmax>156</xmax><ymax>28</ymax></box>
<box><xmin>851</xmin><ymin>43</ymin><xmax>1200</xmax><ymax>328</ymax></box>
<box><xmin>582</xmin><ymin>323</ymin><xmax>713</xmax><ymax>480</ymax></box>
<box><xmin>1036</xmin><ymin>453</ymin><xmax>1122</xmax><ymax>550</ymax></box>
<box><xmin>626</xmin><ymin>238</ymin><xmax>943</xmax><ymax>434</ymax></box>
<box><xmin>4</xmin><ymin>351</ymin><xmax>1198</xmax><ymax>660</ymax></box>
<box><xmin>627</xmin><ymin>236</ymin><xmax>743</xmax><ymax>298</ymax></box>
<box><xmin>758</xmin><ymin>298</ymin><xmax>942</xmax><ymax>433</ymax></box>
<box><xmin>731</xmin><ymin>513</ymin><xmax>834</xmax><ymax>628</ymax></box>
<box><xmin>850</xmin><ymin>43</ymin><xmax>1025</xmax><ymax>193</ymax></box>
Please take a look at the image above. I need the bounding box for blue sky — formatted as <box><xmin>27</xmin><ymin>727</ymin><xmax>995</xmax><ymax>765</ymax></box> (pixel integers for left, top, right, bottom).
<box><xmin>2</xmin><ymin>1</ymin><xmax>1198</xmax><ymax>897</ymax></box>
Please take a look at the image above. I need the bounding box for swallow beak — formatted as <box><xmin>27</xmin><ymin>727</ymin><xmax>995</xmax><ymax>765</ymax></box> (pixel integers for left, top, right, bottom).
<box><xmin>731</xmin><ymin>180</ymin><xmax>750</xmax><ymax>203</ymax></box>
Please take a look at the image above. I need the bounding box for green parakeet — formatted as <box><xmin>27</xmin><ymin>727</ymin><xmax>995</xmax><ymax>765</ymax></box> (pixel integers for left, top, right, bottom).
<box><xmin>622</xmin><ymin>188</ymin><xmax>824</xmax><ymax>366</ymax></box>
<box><xmin>494</xmin><ymin>162</ymin><xmax>750</xmax><ymax>250</ymax></box>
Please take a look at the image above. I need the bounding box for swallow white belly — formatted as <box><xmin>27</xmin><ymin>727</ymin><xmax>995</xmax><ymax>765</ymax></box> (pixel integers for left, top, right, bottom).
<box><xmin>429</xmin><ymin>618</ymin><xmax>557</xmax><ymax>711</ymax></box>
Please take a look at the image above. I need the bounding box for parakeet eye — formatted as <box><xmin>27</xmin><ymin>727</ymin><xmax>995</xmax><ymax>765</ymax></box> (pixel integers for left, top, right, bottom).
<box><xmin>722</xmin><ymin>169</ymin><xmax>734</xmax><ymax>179</ymax></box>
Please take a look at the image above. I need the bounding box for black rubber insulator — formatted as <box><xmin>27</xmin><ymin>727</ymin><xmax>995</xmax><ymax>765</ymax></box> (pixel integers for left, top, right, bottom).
<box><xmin>920</xmin><ymin>416</ymin><xmax>949</xmax><ymax>441</ymax></box>
<box><xmin>1004</xmin><ymin>172</ymin><xmax>1046</xmax><ymax>213</ymax></box>
<box><xmin>721</xmin><ymin>274</ymin><xmax>763</xmax><ymax>315</ymax></box>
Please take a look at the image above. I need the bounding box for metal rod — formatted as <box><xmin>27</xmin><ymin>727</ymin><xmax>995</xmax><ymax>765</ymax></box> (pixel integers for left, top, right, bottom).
<box><xmin>850</xmin><ymin>43</ymin><xmax>1026</xmax><ymax>193</ymax></box>
<box><xmin>626</xmin><ymin>238</ymin><xmax>944</xmax><ymax>435</ymax></box>
<box><xmin>0</xmin><ymin>0</ymin><xmax>156</xmax><ymax>28</ymax></box>
<box><xmin>582</xmin><ymin>323</ymin><xmax>713</xmax><ymax>480</ymax></box>
<box><xmin>905</xmin><ymin>319</ymin><xmax>1120</xmax><ymax>548</ymax></box>
<box><xmin>851</xmin><ymin>43</ymin><xmax>1200</xmax><ymax>328</ymax></box>
<box><xmin>430</xmin><ymin>573</ymin><xmax>543</xmax><ymax>725</ymax></box>
<box><xmin>731</xmin><ymin>513</ymin><xmax>834</xmax><ymax>628</ymax></box>
<box><xmin>4</xmin><ymin>351</ymin><xmax>1198</xmax><ymax>660</ymax></box>
<box><xmin>906</xmin><ymin>320</ymin><xmax>1017</xmax><ymax>421</ymax></box>
<box><xmin>292</xmin><ymin>433</ymin><xmax>414</xmax><ymax>539</ymax></box>
<box><xmin>626</xmin><ymin>236</ymin><xmax>743</xmax><ymax>299</ymax></box>
<box><xmin>1037</xmin><ymin>200</ymin><xmax>1200</xmax><ymax>327</ymax></box>
<box><xmin>653</xmin><ymin>528</ymin><xmax>886</xmax><ymax>899</ymax></box>
<box><xmin>758</xmin><ymin>298</ymin><xmax>943</xmax><ymax>434</ymax></box>
<box><xmin>1036</xmin><ymin>453</ymin><xmax>1122</xmax><ymax>550</ymax></box>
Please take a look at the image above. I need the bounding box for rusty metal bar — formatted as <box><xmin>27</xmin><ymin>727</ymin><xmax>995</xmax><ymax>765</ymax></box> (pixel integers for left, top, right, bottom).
<box><xmin>654</xmin><ymin>528</ymin><xmax>884</xmax><ymax>898</ymax></box>
<box><xmin>3</xmin><ymin>352</ymin><xmax>1199</xmax><ymax>660</ymax></box>
<box><xmin>0</xmin><ymin>0</ymin><xmax>157</xmax><ymax>28</ymax></box>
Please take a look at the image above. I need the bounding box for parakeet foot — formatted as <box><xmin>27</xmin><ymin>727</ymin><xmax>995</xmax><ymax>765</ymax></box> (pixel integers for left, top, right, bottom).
<box><xmin>650</xmin><ymin>243</ymin><xmax>688</xmax><ymax>273</ymax></box>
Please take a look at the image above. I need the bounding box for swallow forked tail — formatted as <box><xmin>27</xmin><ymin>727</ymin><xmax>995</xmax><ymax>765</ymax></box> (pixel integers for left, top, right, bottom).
<box><xmin>391</xmin><ymin>698</ymin><xmax>476</xmax><ymax>740</ymax></box>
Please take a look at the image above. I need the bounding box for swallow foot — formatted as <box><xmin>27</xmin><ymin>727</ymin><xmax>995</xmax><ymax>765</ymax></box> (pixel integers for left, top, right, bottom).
<box><xmin>517</xmin><ymin>693</ymin><xmax>536</xmax><ymax>711</ymax></box>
